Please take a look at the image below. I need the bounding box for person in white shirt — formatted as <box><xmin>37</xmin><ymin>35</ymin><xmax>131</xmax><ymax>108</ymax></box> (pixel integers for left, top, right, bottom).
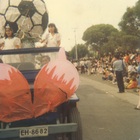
<box><xmin>0</xmin><ymin>23</ymin><xmax>21</xmax><ymax>63</ymax></box>
<box><xmin>35</xmin><ymin>23</ymin><xmax>61</xmax><ymax>61</ymax></box>
<box><xmin>35</xmin><ymin>23</ymin><xmax>61</xmax><ymax>48</ymax></box>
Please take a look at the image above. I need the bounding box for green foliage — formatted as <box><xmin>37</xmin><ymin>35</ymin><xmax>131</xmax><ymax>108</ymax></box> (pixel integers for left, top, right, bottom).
<box><xmin>119</xmin><ymin>7</ymin><xmax>140</xmax><ymax>36</ymax></box>
<box><xmin>117</xmin><ymin>1</ymin><xmax>140</xmax><ymax>52</ymax></box>
<box><xmin>103</xmin><ymin>31</ymin><xmax>139</xmax><ymax>53</ymax></box>
<box><xmin>69</xmin><ymin>44</ymin><xmax>89</xmax><ymax>60</ymax></box>
<box><xmin>82</xmin><ymin>24</ymin><xmax>119</xmax><ymax>56</ymax></box>
<box><xmin>82</xmin><ymin>24</ymin><xmax>118</xmax><ymax>47</ymax></box>
<box><xmin>135</xmin><ymin>0</ymin><xmax>140</xmax><ymax>19</ymax></box>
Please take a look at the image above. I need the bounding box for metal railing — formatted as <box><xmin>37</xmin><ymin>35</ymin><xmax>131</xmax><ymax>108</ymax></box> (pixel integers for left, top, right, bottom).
<box><xmin>0</xmin><ymin>47</ymin><xmax>60</xmax><ymax>55</ymax></box>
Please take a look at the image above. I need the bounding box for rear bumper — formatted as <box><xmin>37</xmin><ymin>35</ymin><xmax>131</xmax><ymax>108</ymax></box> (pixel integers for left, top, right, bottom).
<box><xmin>0</xmin><ymin>123</ymin><xmax>77</xmax><ymax>139</ymax></box>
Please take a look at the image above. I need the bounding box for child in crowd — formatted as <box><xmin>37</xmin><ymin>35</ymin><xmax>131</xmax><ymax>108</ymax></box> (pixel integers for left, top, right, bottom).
<box><xmin>112</xmin><ymin>74</ymin><xmax>117</xmax><ymax>84</ymax></box>
<box><xmin>97</xmin><ymin>66</ymin><xmax>103</xmax><ymax>74</ymax></box>
<box><xmin>0</xmin><ymin>22</ymin><xmax>21</xmax><ymax>63</ymax></box>
<box><xmin>41</xmin><ymin>55</ymin><xmax>50</xmax><ymax>67</ymax></box>
<box><xmin>107</xmin><ymin>70</ymin><xmax>114</xmax><ymax>81</ymax></box>
<box><xmin>125</xmin><ymin>76</ymin><xmax>138</xmax><ymax>89</ymax></box>
<box><xmin>102</xmin><ymin>68</ymin><xmax>109</xmax><ymax>80</ymax></box>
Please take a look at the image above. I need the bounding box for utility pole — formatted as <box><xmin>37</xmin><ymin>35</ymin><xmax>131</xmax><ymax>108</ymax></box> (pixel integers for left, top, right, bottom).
<box><xmin>74</xmin><ymin>28</ymin><xmax>78</xmax><ymax>60</ymax></box>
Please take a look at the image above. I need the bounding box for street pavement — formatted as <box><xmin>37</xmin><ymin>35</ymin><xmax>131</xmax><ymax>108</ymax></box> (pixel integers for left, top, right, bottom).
<box><xmin>80</xmin><ymin>73</ymin><xmax>139</xmax><ymax>107</ymax></box>
<box><xmin>77</xmin><ymin>74</ymin><xmax>140</xmax><ymax>140</ymax></box>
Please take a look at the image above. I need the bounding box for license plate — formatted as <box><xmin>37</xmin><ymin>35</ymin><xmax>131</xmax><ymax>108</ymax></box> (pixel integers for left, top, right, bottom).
<box><xmin>20</xmin><ymin>127</ymin><xmax>48</xmax><ymax>138</ymax></box>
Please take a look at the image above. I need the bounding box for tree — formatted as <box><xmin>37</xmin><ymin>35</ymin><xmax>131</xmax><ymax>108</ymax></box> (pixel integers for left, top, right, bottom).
<box><xmin>69</xmin><ymin>44</ymin><xmax>89</xmax><ymax>60</ymax></box>
<box><xmin>118</xmin><ymin>1</ymin><xmax>140</xmax><ymax>50</ymax></box>
<box><xmin>103</xmin><ymin>31</ymin><xmax>139</xmax><ymax>53</ymax></box>
<box><xmin>82</xmin><ymin>24</ymin><xmax>118</xmax><ymax>45</ymax></box>
<box><xmin>82</xmin><ymin>24</ymin><xmax>118</xmax><ymax>55</ymax></box>
<box><xmin>119</xmin><ymin>7</ymin><xmax>140</xmax><ymax>36</ymax></box>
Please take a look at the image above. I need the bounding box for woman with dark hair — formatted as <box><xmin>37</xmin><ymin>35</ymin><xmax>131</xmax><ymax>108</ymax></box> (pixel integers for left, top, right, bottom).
<box><xmin>35</xmin><ymin>23</ymin><xmax>61</xmax><ymax>61</ymax></box>
<box><xmin>42</xmin><ymin>23</ymin><xmax>61</xmax><ymax>47</ymax></box>
<box><xmin>35</xmin><ymin>23</ymin><xmax>61</xmax><ymax>48</ymax></box>
<box><xmin>48</xmin><ymin>23</ymin><xmax>58</xmax><ymax>33</ymax></box>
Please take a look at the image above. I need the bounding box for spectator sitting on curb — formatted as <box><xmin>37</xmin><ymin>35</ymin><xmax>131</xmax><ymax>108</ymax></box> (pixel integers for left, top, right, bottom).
<box><xmin>112</xmin><ymin>74</ymin><xmax>117</xmax><ymax>84</ymax></box>
<box><xmin>125</xmin><ymin>76</ymin><xmax>138</xmax><ymax>89</ymax></box>
<box><xmin>107</xmin><ymin>70</ymin><xmax>114</xmax><ymax>81</ymax></box>
<box><xmin>97</xmin><ymin>65</ymin><xmax>103</xmax><ymax>74</ymax></box>
<box><xmin>102</xmin><ymin>68</ymin><xmax>109</xmax><ymax>80</ymax></box>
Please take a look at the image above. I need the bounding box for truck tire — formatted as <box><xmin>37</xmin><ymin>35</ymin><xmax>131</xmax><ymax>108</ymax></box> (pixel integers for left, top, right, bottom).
<box><xmin>68</xmin><ymin>108</ymin><xmax>83</xmax><ymax>140</ymax></box>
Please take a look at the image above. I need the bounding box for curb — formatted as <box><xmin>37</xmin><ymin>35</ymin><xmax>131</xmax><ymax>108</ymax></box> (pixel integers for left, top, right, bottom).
<box><xmin>80</xmin><ymin>74</ymin><xmax>139</xmax><ymax>106</ymax></box>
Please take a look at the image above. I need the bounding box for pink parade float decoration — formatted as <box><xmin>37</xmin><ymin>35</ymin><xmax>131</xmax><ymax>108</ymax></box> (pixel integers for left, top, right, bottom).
<box><xmin>0</xmin><ymin>64</ymin><xmax>33</xmax><ymax>122</ymax></box>
<box><xmin>0</xmin><ymin>48</ymin><xmax>79</xmax><ymax>122</ymax></box>
<box><xmin>34</xmin><ymin>47</ymin><xmax>79</xmax><ymax>117</ymax></box>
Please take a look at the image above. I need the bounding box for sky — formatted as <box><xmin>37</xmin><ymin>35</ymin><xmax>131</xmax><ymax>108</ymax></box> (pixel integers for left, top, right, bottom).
<box><xmin>44</xmin><ymin>0</ymin><xmax>138</xmax><ymax>51</ymax></box>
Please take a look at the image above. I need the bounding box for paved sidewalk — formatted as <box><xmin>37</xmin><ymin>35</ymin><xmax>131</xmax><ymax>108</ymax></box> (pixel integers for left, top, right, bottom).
<box><xmin>80</xmin><ymin>74</ymin><xmax>139</xmax><ymax>106</ymax></box>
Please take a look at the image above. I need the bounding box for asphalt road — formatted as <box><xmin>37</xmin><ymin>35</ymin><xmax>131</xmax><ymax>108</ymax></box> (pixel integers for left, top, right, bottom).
<box><xmin>77</xmin><ymin>75</ymin><xmax>140</xmax><ymax>140</ymax></box>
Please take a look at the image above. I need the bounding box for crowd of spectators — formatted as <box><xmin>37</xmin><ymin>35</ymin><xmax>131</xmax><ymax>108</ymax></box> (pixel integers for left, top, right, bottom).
<box><xmin>72</xmin><ymin>50</ymin><xmax>140</xmax><ymax>91</ymax></box>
